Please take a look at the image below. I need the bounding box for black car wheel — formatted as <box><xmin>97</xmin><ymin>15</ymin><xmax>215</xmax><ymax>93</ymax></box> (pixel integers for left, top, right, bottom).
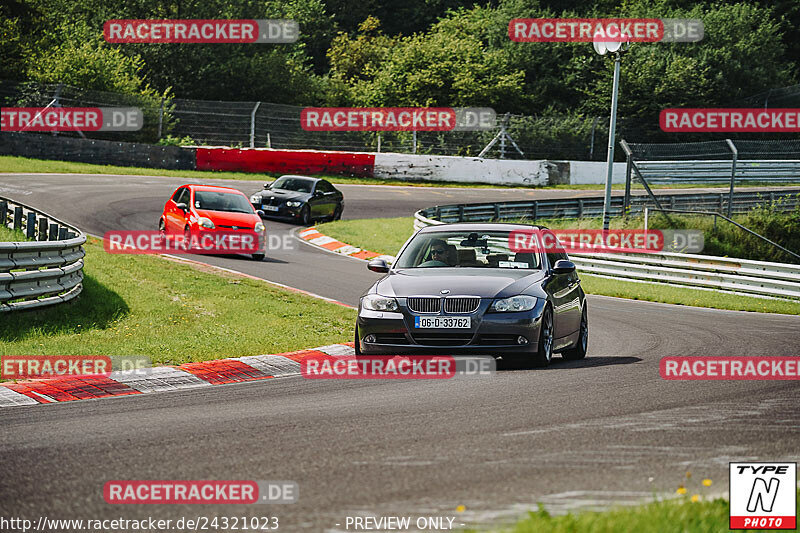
<box><xmin>300</xmin><ymin>205</ymin><xmax>311</xmax><ymax>226</ymax></box>
<box><xmin>183</xmin><ymin>226</ymin><xmax>193</xmax><ymax>251</ymax></box>
<box><xmin>159</xmin><ymin>218</ymin><xmax>166</xmax><ymax>237</ymax></box>
<box><xmin>562</xmin><ymin>306</ymin><xmax>588</xmax><ymax>360</ymax></box>
<box><xmin>333</xmin><ymin>205</ymin><xmax>343</xmax><ymax>221</ymax></box>
<box><xmin>532</xmin><ymin>305</ymin><xmax>554</xmax><ymax>367</ymax></box>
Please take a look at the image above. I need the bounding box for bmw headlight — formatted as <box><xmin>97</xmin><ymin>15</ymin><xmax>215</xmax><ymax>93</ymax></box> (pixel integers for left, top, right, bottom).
<box><xmin>250</xmin><ymin>194</ymin><xmax>260</xmax><ymax>203</ymax></box>
<box><xmin>490</xmin><ymin>295</ymin><xmax>537</xmax><ymax>312</ymax></box>
<box><xmin>198</xmin><ymin>217</ymin><xmax>215</xmax><ymax>229</ymax></box>
<box><xmin>254</xmin><ymin>221</ymin><xmax>265</xmax><ymax>232</ymax></box>
<box><xmin>286</xmin><ymin>201</ymin><xmax>302</xmax><ymax>208</ymax></box>
<box><xmin>361</xmin><ymin>294</ymin><xmax>399</xmax><ymax>312</ymax></box>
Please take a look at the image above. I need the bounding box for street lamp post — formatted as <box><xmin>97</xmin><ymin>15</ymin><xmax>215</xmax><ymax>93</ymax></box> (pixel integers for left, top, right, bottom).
<box><xmin>593</xmin><ymin>34</ymin><xmax>628</xmax><ymax>230</ymax></box>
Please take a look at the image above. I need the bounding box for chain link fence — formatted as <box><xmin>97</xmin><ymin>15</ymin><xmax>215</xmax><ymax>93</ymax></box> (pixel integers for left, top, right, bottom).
<box><xmin>0</xmin><ymin>80</ymin><xmax>622</xmax><ymax>159</ymax></box>
<box><xmin>3</xmin><ymin>79</ymin><xmax>800</xmax><ymax>161</ymax></box>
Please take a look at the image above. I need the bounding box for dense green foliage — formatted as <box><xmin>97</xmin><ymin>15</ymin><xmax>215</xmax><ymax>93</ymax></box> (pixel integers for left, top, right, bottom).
<box><xmin>1</xmin><ymin>0</ymin><xmax>798</xmax><ymax>118</ymax></box>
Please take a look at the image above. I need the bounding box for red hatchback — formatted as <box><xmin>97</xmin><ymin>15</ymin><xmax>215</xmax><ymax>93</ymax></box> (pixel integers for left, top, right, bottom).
<box><xmin>159</xmin><ymin>184</ymin><xmax>266</xmax><ymax>260</ymax></box>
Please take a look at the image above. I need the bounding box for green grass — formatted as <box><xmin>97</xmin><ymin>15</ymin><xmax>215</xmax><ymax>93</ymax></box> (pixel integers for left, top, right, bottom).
<box><xmin>315</xmin><ymin>216</ymin><xmax>800</xmax><ymax>315</ymax></box>
<box><xmin>0</xmin><ymin>226</ymin><xmax>28</xmax><ymax>241</ymax></box>
<box><xmin>0</xmin><ymin>237</ymin><xmax>355</xmax><ymax>363</ymax></box>
<box><xmin>316</xmin><ymin>217</ymin><xmax>416</xmax><ymax>256</ymax></box>
<box><xmin>481</xmin><ymin>490</ymin><xmax>800</xmax><ymax>533</ymax></box>
<box><xmin>6</xmin><ymin>155</ymin><xmax>799</xmax><ymax>190</ymax></box>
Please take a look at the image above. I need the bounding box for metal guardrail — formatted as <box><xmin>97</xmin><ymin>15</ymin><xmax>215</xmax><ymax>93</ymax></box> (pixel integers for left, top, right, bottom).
<box><xmin>1</xmin><ymin>197</ymin><xmax>86</xmax><ymax>312</ymax></box>
<box><xmin>415</xmin><ymin>189</ymin><xmax>800</xmax><ymax>229</ymax></box>
<box><xmin>636</xmin><ymin>160</ymin><xmax>800</xmax><ymax>183</ymax></box>
<box><xmin>413</xmin><ymin>194</ymin><xmax>800</xmax><ymax>300</ymax></box>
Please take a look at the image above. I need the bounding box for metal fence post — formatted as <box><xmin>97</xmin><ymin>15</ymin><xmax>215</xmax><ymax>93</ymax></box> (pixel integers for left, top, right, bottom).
<box><xmin>13</xmin><ymin>207</ymin><xmax>23</xmax><ymax>230</ymax></box>
<box><xmin>157</xmin><ymin>97</ymin><xmax>165</xmax><ymax>140</ymax></box>
<box><xmin>725</xmin><ymin>139</ymin><xmax>737</xmax><ymax>217</ymax></box>
<box><xmin>412</xmin><ymin>131</ymin><xmax>417</xmax><ymax>154</ymax></box>
<box><xmin>250</xmin><ymin>102</ymin><xmax>261</xmax><ymax>148</ymax></box>
<box><xmin>589</xmin><ymin>116</ymin><xmax>600</xmax><ymax>160</ymax></box>
<box><xmin>377</xmin><ymin>133</ymin><xmax>381</xmax><ymax>153</ymax></box>
<box><xmin>0</xmin><ymin>200</ymin><xmax>7</xmax><ymax>227</ymax></box>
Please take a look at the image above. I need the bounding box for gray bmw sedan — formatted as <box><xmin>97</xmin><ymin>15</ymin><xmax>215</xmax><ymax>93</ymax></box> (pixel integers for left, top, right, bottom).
<box><xmin>354</xmin><ymin>223</ymin><xmax>588</xmax><ymax>367</ymax></box>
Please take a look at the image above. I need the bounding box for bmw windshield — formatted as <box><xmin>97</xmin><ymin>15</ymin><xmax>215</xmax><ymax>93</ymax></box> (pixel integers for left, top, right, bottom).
<box><xmin>271</xmin><ymin>177</ymin><xmax>315</xmax><ymax>193</ymax></box>
<box><xmin>394</xmin><ymin>230</ymin><xmax>542</xmax><ymax>269</ymax></box>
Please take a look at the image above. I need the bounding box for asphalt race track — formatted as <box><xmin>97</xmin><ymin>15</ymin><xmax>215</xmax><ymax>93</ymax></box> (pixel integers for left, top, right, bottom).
<box><xmin>1</xmin><ymin>173</ymin><xmax>799</xmax><ymax>531</ymax></box>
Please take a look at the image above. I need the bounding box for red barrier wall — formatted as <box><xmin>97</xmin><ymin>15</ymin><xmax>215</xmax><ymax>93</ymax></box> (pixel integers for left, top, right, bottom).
<box><xmin>196</xmin><ymin>147</ymin><xmax>375</xmax><ymax>177</ymax></box>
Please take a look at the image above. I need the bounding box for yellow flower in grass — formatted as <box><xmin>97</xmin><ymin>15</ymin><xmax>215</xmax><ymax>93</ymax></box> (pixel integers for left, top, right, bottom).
<box><xmin>691</xmin><ymin>494</ymin><xmax>700</xmax><ymax>503</ymax></box>
<box><xmin>702</xmin><ymin>479</ymin><xmax>712</xmax><ymax>487</ymax></box>
<box><xmin>676</xmin><ymin>487</ymin><xmax>687</xmax><ymax>495</ymax></box>
<box><xmin>456</xmin><ymin>505</ymin><xmax>465</xmax><ymax>513</ymax></box>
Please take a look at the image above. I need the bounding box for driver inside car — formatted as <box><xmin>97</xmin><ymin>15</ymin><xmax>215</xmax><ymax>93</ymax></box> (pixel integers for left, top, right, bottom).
<box><xmin>418</xmin><ymin>238</ymin><xmax>453</xmax><ymax>267</ymax></box>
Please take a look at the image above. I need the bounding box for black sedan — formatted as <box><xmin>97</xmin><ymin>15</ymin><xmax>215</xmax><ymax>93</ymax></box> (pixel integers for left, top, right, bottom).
<box><xmin>250</xmin><ymin>175</ymin><xmax>344</xmax><ymax>225</ymax></box>
<box><xmin>354</xmin><ymin>223</ymin><xmax>588</xmax><ymax>367</ymax></box>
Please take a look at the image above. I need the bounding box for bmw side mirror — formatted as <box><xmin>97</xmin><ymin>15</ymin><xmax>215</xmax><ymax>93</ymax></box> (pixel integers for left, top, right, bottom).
<box><xmin>552</xmin><ymin>259</ymin><xmax>576</xmax><ymax>275</ymax></box>
<box><xmin>367</xmin><ymin>259</ymin><xmax>390</xmax><ymax>273</ymax></box>
<box><xmin>175</xmin><ymin>202</ymin><xmax>188</xmax><ymax>212</ymax></box>
<box><xmin>264</xmin><ymin>182</ymin><xmax>272</xmax><ymax>189</ymax></box>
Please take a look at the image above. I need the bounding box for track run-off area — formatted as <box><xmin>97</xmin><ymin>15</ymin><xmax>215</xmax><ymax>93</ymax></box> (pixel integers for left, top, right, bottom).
<box><xmin>1</xmin><ymin>172</ymin><xmax>799</xmax><ymax>531</ymax></box>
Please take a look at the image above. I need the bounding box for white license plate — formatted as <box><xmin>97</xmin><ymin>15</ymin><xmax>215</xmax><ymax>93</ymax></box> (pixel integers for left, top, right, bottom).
<box><xmin>262</xmin><ymin>205</ymin><xmax>279</xmax><ymax>212</ymax></box>
<box><xmin>415</xmin><ymin>316</ymin><xmax>471</xmax><ymax>329</ymax></box>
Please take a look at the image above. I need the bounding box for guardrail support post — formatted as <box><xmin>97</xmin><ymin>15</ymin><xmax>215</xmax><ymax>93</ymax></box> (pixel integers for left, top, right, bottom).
<box><xmin>14</xmin><ymin>207</ymin><xmax>22</xmax><ymax>230</ymax></box>
<box><xmin>38</xmin><ymin>218</ymin><xmax>48</xmax><ymax>241</ymax></box>
<box><xmin>623</xmin><ymin>154</ymin><xmax>632</xmax><ymax>217</ymax></box>
<box><xmin>58</xmin><ymin>228</ymin><xmax>67</xmax><ymax>240</ymax></box>
<box><xmin>725</xmin><ymin>139</ymin><xmax>738</xmax><ymax>218</ymax></box>
<box><xmin>0</xmin><ymin>200</ymin><xmax>7</xmax><ymax>227</ymax></box>
<box><xmin>157</xmin><ymin>97</ymin><xmax>165</xmax><ymax>140</ymax></box>
<box><xmin>26</xmin><ymin>212</ymin><xmax>36</xmax><ymax>239</ymax></box>
<box><xmin>49</xmin><ymin>224</ymin><xmax>59</xmax><ymax>241</ymax></box>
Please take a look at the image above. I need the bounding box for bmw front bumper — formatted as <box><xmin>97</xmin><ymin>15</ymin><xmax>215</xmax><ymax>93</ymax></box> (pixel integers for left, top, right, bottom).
<box><xmin>356</xmin><ymin>298</ymin><xmax>546</xmax><ymax>355</ymax></box>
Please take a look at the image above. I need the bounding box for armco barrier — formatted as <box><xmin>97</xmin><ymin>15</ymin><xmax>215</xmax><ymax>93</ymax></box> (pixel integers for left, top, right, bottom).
<box><xmin>196</xmin><ymin>146</ymin><xmax>376</xmax><ymax>177</ymax></box>
<box><xmin>0</xmin><ymin>132</ymin><xmax>196</xmax><ymax>170</ymax></box>
<box><xmin>1</xmin><ymin>197</ymin><xmax>86</xmax><ymax>312</ymax></box>
<box><xmin>414</xmin><ymin>189</ymin><xmax>800</xmax><ymax>230</ymax></box>
<box><xmin>413</xmin><ymin>195</ymin><xmax>800</xmax><ymax>300</ymax></box>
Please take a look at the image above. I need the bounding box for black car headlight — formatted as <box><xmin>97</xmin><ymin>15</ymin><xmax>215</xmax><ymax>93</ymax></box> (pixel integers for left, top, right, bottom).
<box><xmin>490</xmin><ymin>295</ymin><xmax>537</xmax><ymax>312</ymax></box>
<box><xmin>286</xmin><ymin>201</ymin><xmax>302</xmax><ymax>207</ymax></box>
<box><xmin>361</xmin><ymin>294</ymin><xmax>399</xmax><ymax>312</ymax></box>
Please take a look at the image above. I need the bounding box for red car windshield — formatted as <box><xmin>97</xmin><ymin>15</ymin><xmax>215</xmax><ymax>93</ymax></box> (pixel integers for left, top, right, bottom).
<box><xmin>193</xmin><ymin>191</ymin><xmax>254</xmax><ymax>214</ymax></box>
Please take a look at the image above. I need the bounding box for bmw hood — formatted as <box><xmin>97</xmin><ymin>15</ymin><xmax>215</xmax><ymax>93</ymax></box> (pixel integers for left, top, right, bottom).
<box><xmin>376</xmin><ymin>269</ymin><xmax>545</xmax><ymax>299</ymax></box>
<box><xmin>255</xmin><ymin>189</ymin><xmax>308</xmax><ymax>201</ymax></box>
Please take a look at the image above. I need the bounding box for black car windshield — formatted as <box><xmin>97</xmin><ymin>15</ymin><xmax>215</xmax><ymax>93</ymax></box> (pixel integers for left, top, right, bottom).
<box><xmin>271</xmin><ymin>177</ymin><xmax>315</xmax><ymax>193</ymax></box>
<box><xmin>394</xmin><ymin>230</ymin><xmax>542</xmax><ymax>269</ymax></box>
<box><xmin>194</xmin><ymin>191</ymin><xmax>254</xmax><ymax>213</ymax></box>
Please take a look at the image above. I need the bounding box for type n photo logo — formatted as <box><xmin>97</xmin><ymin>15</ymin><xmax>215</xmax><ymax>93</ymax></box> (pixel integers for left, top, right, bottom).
<box><xmin>729</xmin><ymin>462</ymin><xmax>797</xmax><ymax>530</ymax></box>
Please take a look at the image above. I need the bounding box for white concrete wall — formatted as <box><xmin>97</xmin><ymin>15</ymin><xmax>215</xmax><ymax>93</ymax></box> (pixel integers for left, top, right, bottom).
<box><xmin>373</xmin><ymin>153</ymin><xmax>550</xmax><ymax>186</ymax></box>
<box><xmin>372</xmin><ymin>152</ymin><xmax>628</xmax><ymax>186</ymax></box>
<box><xmin>567</xmin><ymin>161</ymin><xmax>628</xmax><ymax>185</ymax></box>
